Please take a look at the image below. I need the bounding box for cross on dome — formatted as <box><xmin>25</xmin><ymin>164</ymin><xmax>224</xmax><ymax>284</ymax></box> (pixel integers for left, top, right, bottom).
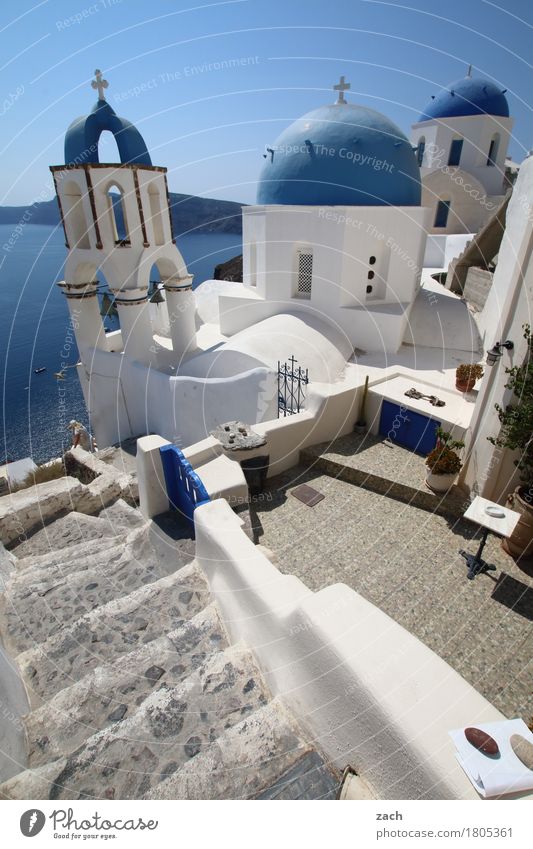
<box><xmin>333</xmin><ymin>75</ymin><xmax>350</xmax><ymax>105</ymax></box>
<box><xmin>466</xmin><ymin>64</ymin><xmax>473</xmax><ymax>78</ymax></box>
<box><xmin>91</xmin><ymin>69</ymin><xmax>109</xmax><ymax>100</ymax></box>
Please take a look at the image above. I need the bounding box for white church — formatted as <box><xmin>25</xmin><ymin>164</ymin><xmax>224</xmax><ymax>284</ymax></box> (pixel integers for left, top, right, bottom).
<box><xmin>54</xmin><ymin>69</ymin><xmax>513</xmax><ymax>454</ymax></box>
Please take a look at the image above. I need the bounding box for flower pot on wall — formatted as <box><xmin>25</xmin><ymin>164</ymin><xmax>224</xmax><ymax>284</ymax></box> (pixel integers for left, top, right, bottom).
<box><xmin>426</xmin><ymin>470</ymin><xmax>457</xmax><ymax>493</ymax></box>
<box><xmin>455</xmin><ymin>364</ymin><xmax>484</xmax><ymax>394</ymax></box>
<box><xmin>502</xmin><ymin>487</ymin><xmax>533</xmax><ymax>559</ymax></box>
<box><xmin>456</xmin><ymin>378</ymin><xmax>476</xmax><ymax>393</ymax></box>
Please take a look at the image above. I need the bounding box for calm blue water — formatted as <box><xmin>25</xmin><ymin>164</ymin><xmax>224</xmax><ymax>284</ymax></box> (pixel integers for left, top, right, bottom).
<box><xmin>0</xmin><ymin>225</ymin><xmax>241</xmax><ymax>464</ymax></box>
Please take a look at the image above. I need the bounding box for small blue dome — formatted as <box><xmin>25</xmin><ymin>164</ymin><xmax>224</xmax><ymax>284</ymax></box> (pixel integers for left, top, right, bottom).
<box><xmin>64</xmin><ymin>99</ymin><xmax>152</xmax><ymax>166</ymax></box>
<box><xmin>420</xmin><ymin>75</ymin><xmax>509</xmax><ymax>121</ymax></box>
<box><xmin>257</xmin><ymin>103</ymin><xmax>421</xmax><ymax>206</ymax></box>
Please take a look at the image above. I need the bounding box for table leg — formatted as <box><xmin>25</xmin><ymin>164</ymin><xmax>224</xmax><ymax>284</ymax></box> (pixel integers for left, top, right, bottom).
<box><xmin>459</xmin><ymin>528</ymin><xmax>497</xmax><ymax>580</ymax></box>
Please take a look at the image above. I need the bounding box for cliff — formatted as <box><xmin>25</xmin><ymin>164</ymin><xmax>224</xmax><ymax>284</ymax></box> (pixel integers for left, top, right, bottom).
<box><xmin>0</xmin><ymin>193</ymin><xmax>244</xmax><ymax>235</ymax></box>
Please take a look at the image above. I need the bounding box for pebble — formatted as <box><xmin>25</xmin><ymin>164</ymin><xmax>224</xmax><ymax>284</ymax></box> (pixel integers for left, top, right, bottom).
<box><xmin>510</xmin><ymin>734</ymin><xmax>533</xmax><ymax>770</ymax></box>
<box><xmin>107</xmin><ymin>704</ymin><xmax>128</xmax><ymax>723</ymax></box>
<box><xmin>464</xmin><ymin>727</ymin><xmax>499</xmax><ymax>756</ymax></box>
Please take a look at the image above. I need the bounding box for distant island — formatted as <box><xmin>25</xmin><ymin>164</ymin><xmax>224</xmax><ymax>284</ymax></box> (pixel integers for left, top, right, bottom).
<box><xmin>0</xmin><ymin>192</ymin><xmax>244</xmax><ymax>235</ymax></box>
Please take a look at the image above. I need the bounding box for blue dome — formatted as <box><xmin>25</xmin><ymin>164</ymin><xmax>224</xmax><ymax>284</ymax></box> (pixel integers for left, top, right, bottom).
<box><xmin>64</xmin><ymin>99</ymin><xmax>152</xmax><ymax>166</ymax></box>
<box><xmin>419</xmin><ymin>76</ymin><xmax>509</xmax><ymax>121</ymax></box>
<box><xmin>256</xmin><ymin>103</ymin><xmax>421</xmax><ymax>207</ymax></box>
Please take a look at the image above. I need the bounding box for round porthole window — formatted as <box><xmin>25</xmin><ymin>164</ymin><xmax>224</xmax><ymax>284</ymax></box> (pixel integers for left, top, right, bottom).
<box><xmin>369</xmin><ymin>256</ymin><xmax>376</xmax><ymax>265</ymax></box>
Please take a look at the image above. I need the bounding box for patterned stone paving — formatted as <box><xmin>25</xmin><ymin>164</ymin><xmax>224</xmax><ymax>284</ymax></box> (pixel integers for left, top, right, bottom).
<box><xmin>250</xmin><ymin>466</ymin><xmax>533</xmax><ymax>722</ymax></box>
<box><xmin>301</xmin><ymin>431</ymin><xmax>468</xmax><ymax>517</ymax></box>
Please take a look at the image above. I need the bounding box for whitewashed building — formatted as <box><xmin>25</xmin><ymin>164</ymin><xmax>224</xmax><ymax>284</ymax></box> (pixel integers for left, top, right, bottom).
<box><xmin>410</xmin><ymin>68</ymin><xmax>513</xmax><ymax>267</ymax></box>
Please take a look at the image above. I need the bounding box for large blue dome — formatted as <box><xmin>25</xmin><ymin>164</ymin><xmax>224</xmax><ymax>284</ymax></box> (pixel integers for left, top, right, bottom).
<box><xmin>64</xmin><ymin>98</ymin><xmax>152</xmax><ymax>167</ymax></box>
<box><xmin>256</xmin><ymin>103</ymin><xmax>421</xmax><ymax>207</ymax></box>
<box><xmin>419</xmin><ymin>75</ymin><xmax>509</xmax><ymax>121</ymax></box>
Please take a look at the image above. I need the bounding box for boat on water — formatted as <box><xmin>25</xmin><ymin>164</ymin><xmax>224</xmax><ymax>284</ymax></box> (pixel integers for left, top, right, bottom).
<box><xmin>34</xmin><ymin>367</ymin><xmax>46</xmax><ymax>374</ymax></box>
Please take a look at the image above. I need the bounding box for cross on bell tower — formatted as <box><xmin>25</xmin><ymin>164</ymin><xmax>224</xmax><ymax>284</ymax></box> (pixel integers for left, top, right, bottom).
<box><xmin>91</xmin><ymin>69</ymin><xmax>109</xmax><ymax>100</ymax></box>
<box><xmin>333</xmin><ymin>75</ymin><xmax>350</xmax><ymax>105</ymax></box>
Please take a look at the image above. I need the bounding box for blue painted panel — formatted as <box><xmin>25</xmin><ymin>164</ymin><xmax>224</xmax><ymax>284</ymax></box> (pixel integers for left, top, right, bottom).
<box><xmin>159</xmin><ymin>444</ymin><xmax>210</xmax><ymax>532</ymax></box>
<box><xmin>379</xmin><ymin>400</ymin><xmax>440</xmax><ymax>456</ymax></box>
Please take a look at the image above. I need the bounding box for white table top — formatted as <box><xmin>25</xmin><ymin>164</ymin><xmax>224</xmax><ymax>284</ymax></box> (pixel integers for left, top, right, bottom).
<box><xmin>464</xmin><ymin>496</ymin><xmax>521</xmax><ymax>537</ymax></box>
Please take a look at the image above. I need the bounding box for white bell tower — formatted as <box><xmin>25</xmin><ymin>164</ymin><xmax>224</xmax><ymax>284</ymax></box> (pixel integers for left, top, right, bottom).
<box><xmin>52</xmin><ymin>69</ymin><xmax>197</xmax><ymax>368</ymax></box>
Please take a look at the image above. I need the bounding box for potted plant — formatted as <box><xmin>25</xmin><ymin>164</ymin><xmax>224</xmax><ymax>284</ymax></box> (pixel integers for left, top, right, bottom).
<box><xmin>456</xmin><ymin>362</ymin><xmax>484</xmax><ymax>392</ymax></box>
<box><xmin>488</xmin><ymin>324</ymin><xmax>533</xmax><ymax>558</ymax></box>
<box><xmin>425</xmin><ymin>428</ymin><xmax>465</xmax><ymax>493</ymax></box>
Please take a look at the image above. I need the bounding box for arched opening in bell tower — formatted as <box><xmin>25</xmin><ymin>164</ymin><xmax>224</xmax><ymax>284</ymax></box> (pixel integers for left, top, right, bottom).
<box><xmin>106</xmin><ymin>182</ymin><xmax>130</xmax><ymax>245</ymax></box>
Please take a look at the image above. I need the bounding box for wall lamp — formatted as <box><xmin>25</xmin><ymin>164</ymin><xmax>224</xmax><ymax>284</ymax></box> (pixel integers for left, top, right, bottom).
<box><xmin>486</xmin><ymin>339</ymin><xmax>514</xmax><ymax>366</ymax></box>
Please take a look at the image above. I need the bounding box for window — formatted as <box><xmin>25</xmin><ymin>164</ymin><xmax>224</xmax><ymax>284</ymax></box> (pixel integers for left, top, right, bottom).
<box><xmin>296</xmin><ymin>250</ymin><xmax>313</xmax><ymax>297</ymax></box>
<box><xmin>417</xmin><ymin>136</ymin><xmax>425</xmax><ymax>167</ymax></box>
<box><xmin>63</xmin><ymin>181</ymin><xmax>90</xmax><ymax>249</ymax></box>
<box><xmin>106</xmin><ymin>183</ymin><xmax>129</xmax><ymax>245</ymax></box>
<box><xmin>487</xmin><ymin>133</ymin><xmax>500</xmax><ymax>167</ymax></box>
<box><xmin>434</xmin><ymin>199</ymin><xmax>451</xmax><ymax>228</ymax></box>
<box><xmin>448</xmin><ymin>138</ymin><xmax>463</xmax><ymax>167</ymax></box>
<box><xmin>369</xmin><ymin>255</ymin><xmax>376</xmax><ymax>265</ymax></box>
<box><xmin>368</xmin><ymin>270</ymin><xmax>375</xmax><ymax>280</ymax></box>
<box><xmin>148</xmin><ymin>183</ymin><xmax>164</xmax><ymax>245</ymax></box>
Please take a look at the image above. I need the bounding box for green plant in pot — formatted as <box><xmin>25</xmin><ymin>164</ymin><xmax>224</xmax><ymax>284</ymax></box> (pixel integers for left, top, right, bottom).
<box><xmin>456</xmin><ymin>362</ymin><xmax>484</xmax><ymax>392</ymax></box>
<box><xmin>425</xmin><ymin>428</ymin><xmax>464</xmax><ymax>493</ymax></box>
<box><xmin>488</xmin><ymin>324</ymin><xmax>533</xmax><ymax>558</ymax></box>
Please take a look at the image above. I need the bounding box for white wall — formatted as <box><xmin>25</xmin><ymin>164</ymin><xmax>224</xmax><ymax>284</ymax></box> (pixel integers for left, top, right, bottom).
<box><xmin>422</xmin><ymin>233</ymin><xmax>473</xmax><ymax>269</ymax></box>
<box><xmin>82</xmin><ymin>346</ymin><xmax>278</xmax><ymax>450</ymax></box>
<box><xmin>461</xmin><ymin>155</ymin><xmax>533</xmax><ymax>500</ymax></box>
<box><xmin>411</xmin><ymin>114</ymin><xmax>513</xmax><ymax>197</ymax></box>
<box><xmin>239</xmin><ymin>204</ymin><xmax>429</xmax><ymax>353</ymax></box>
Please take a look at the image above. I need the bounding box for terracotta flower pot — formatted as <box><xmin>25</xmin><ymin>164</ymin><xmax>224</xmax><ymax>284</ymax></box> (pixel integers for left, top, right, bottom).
<box><xmin>502</xmin><ymin>486</ymin><xmax>533</xmax><ymax>559</ymax></box>
<box><xmin>456</xmin><ymin>378</ymin><xmax>476</xmax><ymax>393</ymax></box>
<box><xmin>425</xmin><ymin>470</ymin><xmax>457</xmax><ymax>493</ymax></box>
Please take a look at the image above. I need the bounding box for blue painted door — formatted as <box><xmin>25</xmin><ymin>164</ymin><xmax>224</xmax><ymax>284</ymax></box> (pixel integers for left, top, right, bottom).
<box><xmin>379</xmin><ymin>400</ymin><xmax>440</xmax><ymax>455</ymax></box>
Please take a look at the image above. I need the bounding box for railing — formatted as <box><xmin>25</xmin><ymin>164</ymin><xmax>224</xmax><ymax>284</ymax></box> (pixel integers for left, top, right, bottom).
<box><xmin>278</xmin><ymin>355</ymin><xmax>309</xmax><ymax>417</ymax></box>
<box><xmin>159</xmin><ymin>444</ymin><xmax>210</xmax><ymax>531</ymax></box>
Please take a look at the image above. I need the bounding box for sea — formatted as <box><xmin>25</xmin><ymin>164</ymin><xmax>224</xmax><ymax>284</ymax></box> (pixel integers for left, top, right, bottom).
<box><xmin>0</xmin><ymin>225</ymin><xmax>241</xmax><ymax>464</ymax></box>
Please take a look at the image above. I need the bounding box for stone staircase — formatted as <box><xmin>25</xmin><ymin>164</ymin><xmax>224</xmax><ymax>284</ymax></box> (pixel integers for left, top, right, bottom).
<box><xmin>0</xmin><ymin>495</ymin><xmax>339</xmax><ymax>800</ymax></box>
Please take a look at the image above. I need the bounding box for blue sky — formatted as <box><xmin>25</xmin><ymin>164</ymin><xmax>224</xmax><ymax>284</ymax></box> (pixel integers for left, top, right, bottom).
<box><xmin>1</xmin><ymin>0</ymin><xmax>532</xmax><ymax>205</ymax></box>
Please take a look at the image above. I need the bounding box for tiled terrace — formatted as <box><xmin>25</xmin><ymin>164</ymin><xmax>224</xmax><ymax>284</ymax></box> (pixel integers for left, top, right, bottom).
<box><xmin>249</xmin><ymin>442</ymin><xmax>533</xmax><ymax>723</ymax></box>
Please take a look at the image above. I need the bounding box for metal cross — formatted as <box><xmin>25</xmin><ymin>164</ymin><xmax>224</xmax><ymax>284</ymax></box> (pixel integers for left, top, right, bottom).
<box><xmin>333</xmin><ymin>75</ymin><xmax>350</xmax><ymax>104</ymax></box>
<box><xmin>91</xmin><ymin>69</ymin><xmax>109</xmax><ymax>100</ymax></box>
<box><xmin>466</xmin><ymin>64</ymin><xmax>472</xmax><ymax>78</ymax></box>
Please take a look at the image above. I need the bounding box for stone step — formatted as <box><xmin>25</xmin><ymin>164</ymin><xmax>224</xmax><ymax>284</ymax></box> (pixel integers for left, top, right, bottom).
<box><xmin>1</xmin><ymin>644</ymin><xmax>270</xmax><ymax>800</ymax></box>
<box><xmin>94</xmin><ymin>499</ymin><xmax>145</xmax><ymax>534</ymax></box>
<box><xmin>16</xmin><ymin>561</ymin><xmax>210</xmax><ymax>703</ymax></box>
<box><xmin>3</xmin><ymin>526</ymin><xmax>194</xmax><ymax>656</ymax></box>
<box><xmin>10</xmin><ymin>536</ymin><xmax>128</xmax><ymax>575</ymax></box>
<box><xmin>148</xmin><ymin>698</ymin><xmax>338</xmax><ymax>800</ymax></box>
<box><xmin>25</xmin><ymin>603</ymin><xmax>227</xmax><ymax>766</ymax></box>
<box><xmin>11</xmin><ymin>508</ymin><xmax>137</xmax><ymax>560</ymax></box>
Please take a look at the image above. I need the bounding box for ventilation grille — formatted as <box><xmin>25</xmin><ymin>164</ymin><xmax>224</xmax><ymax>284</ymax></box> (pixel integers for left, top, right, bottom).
<box><xmin>297</xmin><ymin>252</ymin><xmax>313</xmax><ymax>295</ymax></box>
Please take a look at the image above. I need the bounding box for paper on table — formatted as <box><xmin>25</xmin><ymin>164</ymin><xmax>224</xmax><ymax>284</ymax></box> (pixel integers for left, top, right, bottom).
<box><xmin>449</xmin><ymin>719</ymin><xmax>533</xmax><ymax>798</ymax></box>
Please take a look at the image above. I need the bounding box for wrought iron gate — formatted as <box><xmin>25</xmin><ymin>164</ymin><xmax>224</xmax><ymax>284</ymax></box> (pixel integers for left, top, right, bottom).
<box><xmin>278</xmin><ymin>356</ymin><xmax>309</xmax><ymax>417</ymax></box>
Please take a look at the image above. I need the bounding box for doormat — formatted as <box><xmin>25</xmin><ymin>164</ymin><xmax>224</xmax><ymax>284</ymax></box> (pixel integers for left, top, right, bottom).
<box><xmin>290</xmin><ymin>484</ymin><xmax>325</xmax><ymax>507</ymax></box>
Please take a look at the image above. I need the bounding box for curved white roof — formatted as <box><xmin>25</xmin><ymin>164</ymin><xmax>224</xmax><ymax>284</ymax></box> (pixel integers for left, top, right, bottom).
<box><xmin>185</xmin><ymin>311</ymin><xmax>351</xmax><ymax>383</ymax></box>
